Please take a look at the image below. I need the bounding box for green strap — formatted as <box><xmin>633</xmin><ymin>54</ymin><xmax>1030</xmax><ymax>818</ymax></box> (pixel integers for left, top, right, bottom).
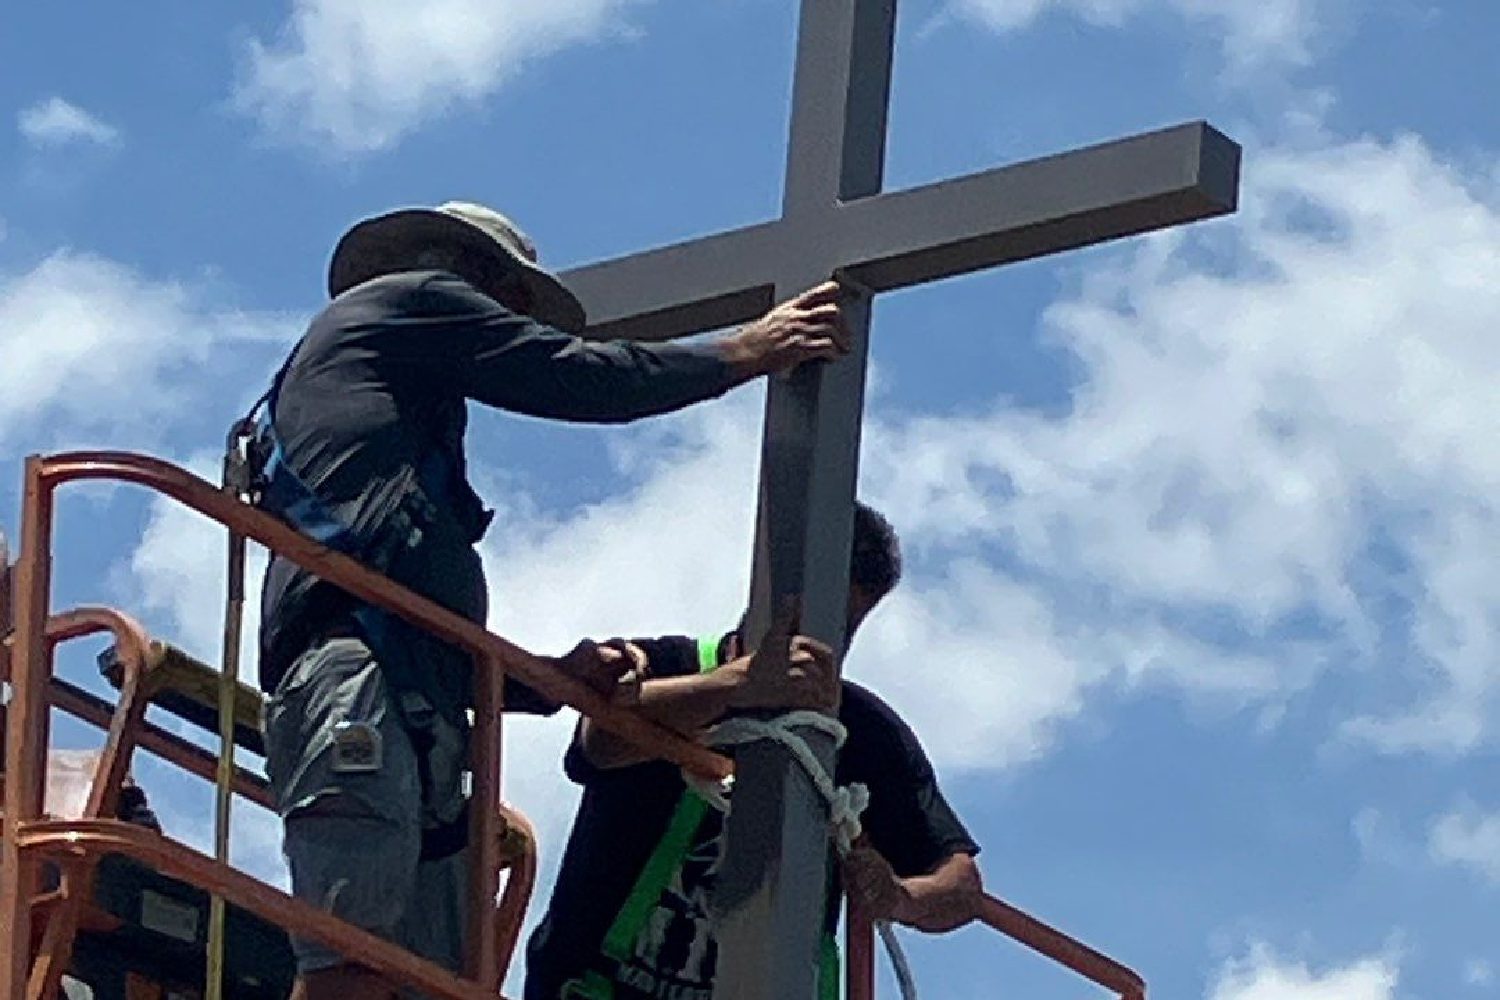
<box><xmin>820</xmin><ymin>933</ymin><xmax>842</xmax><ymax>1000</ymax></box>
<box><xmin>559</xmin><ymin>970</ymin><xmax>616</xmax><ymax>1000</ymax></box>
<box><xmin>696</xmin><ymin>634</ymin><xmax>720</xmax><ymax>674</ymax></box>
<box><xmin>601</xmin><ymin>791</ymin><xmax>712</xmax><ymax>961</ymax></box>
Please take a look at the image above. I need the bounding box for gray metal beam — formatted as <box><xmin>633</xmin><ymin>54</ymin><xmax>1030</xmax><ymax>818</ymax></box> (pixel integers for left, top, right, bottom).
<box><xmin>711</xmin><ymin>2</ymin><xmax>895</xmax><ymax>998</ymax></box>
<box><xmin>562</xmin><ymin>122</ymin><xmax>1238</xmax><ymax>342</ymax></box>
<box><xmin>781</xmin><ymin>0</ymin><xmax>896</xmax><ymax>219</ymax></box>
<box><xmin>835</xmin><ymin>121</ymin><xmax>1241</xmax><ymax>291</ymax></box>
<box><xmin>563</xmin><ymin>222</ymin><xmax>780</xmax><ymax>341</ymax></box>
<box><xmin>546</xmin><ymin>3</ymin><xmax>1242</xmax><ymax>998</ymax></box>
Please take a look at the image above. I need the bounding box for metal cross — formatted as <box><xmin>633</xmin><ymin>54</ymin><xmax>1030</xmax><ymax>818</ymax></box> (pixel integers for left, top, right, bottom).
<box><xmin>561</xmin><ymin>2</ymin><xmax>1240</xmax><ymax>997</ymax></box>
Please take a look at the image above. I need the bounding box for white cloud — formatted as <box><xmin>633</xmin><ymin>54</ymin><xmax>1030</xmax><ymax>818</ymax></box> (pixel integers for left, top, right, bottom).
<box><xmin>1429</xmin><ymin>805</ymin><xmax>1500</xmax><ymax>886</ymax></box>
<box><xmin>110</xmin><ymin>451</ymin><xmax>284</xmax><ymax>885</ymax></box>
<box><xmin>233</xmin><ymin>0</ymin><xmax>642</xmax><ymax>154</ymax></box>
<box><xmin>471</xmin><ymin>128</ymin><xmax>1500</xmax><ymax>772</ymax></box>
<box><xmin>135</xmin><ymin>750</ymin><xmax>288</xmax><ymax>890</ymax></box>
<box><xmin>858</xmin><ymin>129</ymin><xmax>1500</xmax><ymax>756</ymax></box>
<box><xmin>950</xmin><ymin>0</ymin><xmax>1331</xmax><ymax>70</ymax></box>
<box><xmin>18</xmin><ymin>96</ymin><xmax>121</xmax><ymax>148</ymax></box>
<box><xmin>0</xmin><ymin>248</ymin><xmax>294</xmax><ymax>890</ymax></box>
<box><xmin>0</xmin><ymin>252</ymin><xmax>296</xmax><ymax>455</ymax></box>
<box><xmin>475</xmin><ymin>395</ymin><xmax>1107</xmax><ymax>770</ymax></box>
<box><xmin>1209</xmin><ymin>945</ymin><xmax>1400</xmax><ymax>1000</ymax></box>
<box><xmin>1464</xmin><ymin>959</ymin><xmax>1493</xmax><ymax>988</ymax></box>
<box><xmin>1350</xmin><ymin>807</ymin><xmax>1426</xmax><ymax>871</ymax></box>
<box><xmin>123</xmin><ymin>452</ymin><xmax>270</xmax><ymax>665</ymax></box>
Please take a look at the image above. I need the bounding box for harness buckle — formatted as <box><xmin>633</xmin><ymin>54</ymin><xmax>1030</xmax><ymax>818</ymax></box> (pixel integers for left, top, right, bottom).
<box><xmin>222</xmin><ymin>417</ymin><xmax>259</xmax><ymax>500</ymax></box>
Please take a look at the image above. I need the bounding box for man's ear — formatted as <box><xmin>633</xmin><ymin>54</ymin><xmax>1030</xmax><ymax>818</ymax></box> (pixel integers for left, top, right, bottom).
<box><xmin>846</xmin><ymin>585</ymin><xmax>877</xmax><ymax>638</ymax></box>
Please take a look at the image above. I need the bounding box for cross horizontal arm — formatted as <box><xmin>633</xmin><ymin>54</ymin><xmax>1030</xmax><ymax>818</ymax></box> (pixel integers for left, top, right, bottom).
<box><xmin>834</xmin><ymin>121</ymin><xmax>1241</xmax><ymax>293</ymax></box>
<box><xmin>562</xmin><ymin>221</ymin><xmax>784</xmax><ymax>342</ymax></box>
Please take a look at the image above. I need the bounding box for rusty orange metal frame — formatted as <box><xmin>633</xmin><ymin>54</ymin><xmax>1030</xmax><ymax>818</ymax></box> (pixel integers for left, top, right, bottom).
<box><xmin>843</xmin><ymin>896</ymin><xmax>1147</xmax><ymax>1000</ymax></box>
<box><xmin>980</xmin><ymin>894</ymin><xmax>1147</xmax><ymax>999</ymax></box>
<box><xmin>47</xmin><ymin>676</ymin><xmax>274</xmax><ymax>809</ymax></box>
<box><xmin>12</xmin><ymin>627</ymin><xmax>535</xmax><ymax>1000</ymax></box>
<box><xmin>2</xmin><ymin>450</ymin><xmax>1148</xmax><ymax>998</ymax></box>
<box><xmin>846</xmin><ymin>901</ymin><xmax>877</xmax><ymax>999</ymax></box>
<box><xmin>18</xmin><ymin>451</ymin><xmax>732</xmax><ymax>777</ymax></box>
<box><xmin>0</xmin><ymin>597</ymin><xmax>162</xmax><ymax>998</ymax></box>
<box><xmin>19</xmin><ymin>820</ymin><xmax>506</xmax><ymax>1000</ymax></box>
<box><xmin>1</xmin><ymin>450</ymin><xmax>732</xmax><ymax>1000</ymax></box>
<box><xmin>26</xmin><ymin>608</ymin><xmax>154</xmax><ymax>1000</ymax></box>
<box><xmin>493</xmin><ymin>804</ymin><xmax>539</xmax><ymax>978</ymax></box>
<box><xmin>2</xmin><ymin>528</ymin><xmax>11</xmax><ymax>785</ymax></box>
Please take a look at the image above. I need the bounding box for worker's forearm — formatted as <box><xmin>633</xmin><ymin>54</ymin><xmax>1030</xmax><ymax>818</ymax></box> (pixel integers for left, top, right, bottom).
<box><xmin>715</xmin><ymin>331</ymin><xmax>770</xmax><ymax>382</ymax></box>
<box><xmin>630</xmin><ymin>668</ymin><xmax>748</xmax><ymax>731</ymax></box>
<box><xmin>894</xmin><ymin>853</ymin><xmax>984</xmax><ymax>933</ymax></box>
<box><xmin>581</xmin><ymin>665</ymin><xmax>747</xmax><ymax>768</ymax></box>
<box><xmin>432</xmin><ymin>273</ymin><xmax>751</xmax><ymax>423</ymax></box>
<box><xmin>557</xmin><ymin>339</ymin><xmax>750</xmax><ymax>422</ymax></box>
<box><xmin>471</xmin><ymin>334</ymin><xmax>747</xmax><ymax>424</ymax></box>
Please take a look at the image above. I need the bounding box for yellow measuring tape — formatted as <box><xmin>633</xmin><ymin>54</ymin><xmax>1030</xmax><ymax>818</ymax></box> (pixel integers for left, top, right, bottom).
<box><xmin>206</xmin><ymin>523</ymin><xmax>247</xmax><ymax>1000</ymax></box>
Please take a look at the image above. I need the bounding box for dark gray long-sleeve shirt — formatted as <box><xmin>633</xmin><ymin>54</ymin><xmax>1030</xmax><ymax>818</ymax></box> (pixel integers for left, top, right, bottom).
<box><xmin>258</xmin><ymin>269</ymin><xmax>742</xmax><ymax>721</ymax></box>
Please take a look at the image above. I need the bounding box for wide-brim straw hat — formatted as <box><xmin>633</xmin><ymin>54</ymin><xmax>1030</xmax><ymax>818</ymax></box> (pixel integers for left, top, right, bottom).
<box><xmin>327</xmin><ymin>201</ymin><xmax>587</xmax><ymax>333</ymax></box>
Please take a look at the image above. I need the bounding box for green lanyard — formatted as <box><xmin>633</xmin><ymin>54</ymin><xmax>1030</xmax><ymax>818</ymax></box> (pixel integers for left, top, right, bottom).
<box><xmin>561</xmin><ymin>636</ymin><xmax>841</xmax><ymax>1000</ymax></box>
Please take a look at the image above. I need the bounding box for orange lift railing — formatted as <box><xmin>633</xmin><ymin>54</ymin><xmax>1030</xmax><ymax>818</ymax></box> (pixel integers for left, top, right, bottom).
<box><xmin>1</xmin><ymin>449</ymin><xmax>1146</xmax><ymax>999</ymax></box>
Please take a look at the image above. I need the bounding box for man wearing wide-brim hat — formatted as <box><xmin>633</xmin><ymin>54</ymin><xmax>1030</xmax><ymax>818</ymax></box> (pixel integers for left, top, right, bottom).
<box><xmin>255</xmin><ymin>201</ymin><xmax>851</xmax><ymax>1000</ymax></box>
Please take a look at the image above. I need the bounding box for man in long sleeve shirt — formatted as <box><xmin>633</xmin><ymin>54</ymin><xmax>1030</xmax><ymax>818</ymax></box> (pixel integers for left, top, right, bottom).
<box><xmin>257</xmin><ymin>202</ymin><xmax>851</xmax><ymax>1000</ymax></box>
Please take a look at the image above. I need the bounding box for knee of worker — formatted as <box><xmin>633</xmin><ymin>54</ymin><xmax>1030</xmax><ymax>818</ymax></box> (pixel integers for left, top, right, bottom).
<box><xmin>395</xmin><ymin>848</ymin><xmax>470</xmax><ymax>977</ymax></box>
<box><xmin>305</xmin><ymin>852</ymin><xmax>469</xmax><ymax>1000</ymax></box>
<box><xmin>282</xmin><ymin>817</ymin><xmax>421</xmax><ymax>985</ymax></box>
<box><xmin>284</xmin><ymin>812</ymin><xmax>422</xmax><ymax>935</ymax></box>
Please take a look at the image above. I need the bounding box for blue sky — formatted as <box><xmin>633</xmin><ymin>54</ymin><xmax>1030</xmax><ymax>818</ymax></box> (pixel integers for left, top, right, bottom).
<box><xmin>3</xmin><ymin>1</ymin><xmax>1497</xmax><ymax>997</ymax></box>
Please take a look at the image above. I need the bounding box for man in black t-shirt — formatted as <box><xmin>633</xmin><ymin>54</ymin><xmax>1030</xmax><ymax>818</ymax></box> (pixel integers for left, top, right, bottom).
<box><xmin>526</xmin><ymin>504</ymin><xmax>984</xmax><ymax>1000</ymax></box>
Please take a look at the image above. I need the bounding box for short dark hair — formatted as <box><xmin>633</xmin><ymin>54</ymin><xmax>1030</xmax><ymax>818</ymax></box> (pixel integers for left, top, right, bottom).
<box><xmin>850</xmin><ymin>501</ymin><xmax>901</xmax><ymax>600</ymax></box>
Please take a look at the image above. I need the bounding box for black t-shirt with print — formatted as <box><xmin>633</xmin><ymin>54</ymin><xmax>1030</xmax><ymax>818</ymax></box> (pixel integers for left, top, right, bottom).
<box><xmin>524</xmin><ymin>635</ymin><xmax>978</xmax><ymax>1000</ymax></box>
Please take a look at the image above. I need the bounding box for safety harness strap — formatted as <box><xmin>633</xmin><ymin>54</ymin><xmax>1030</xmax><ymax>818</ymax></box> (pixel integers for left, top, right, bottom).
<box><xmin>234</xmin><ymin>372</ymin><xmax>466</xmax><ymax>858</ymax></box>
<box><xmin>595</xmin><ymin>636</ymin><xmax>723</xmax><ymax>964</ymax></box>
<box><xmin>602</xmin><ymin>792</ymin><xmax>712</xmax><ymax>964</ymax></box>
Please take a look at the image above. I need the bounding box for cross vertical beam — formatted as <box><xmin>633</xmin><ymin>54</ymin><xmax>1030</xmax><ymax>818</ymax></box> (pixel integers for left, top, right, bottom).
<box><xmin>557</xmin><ymin>0</ymin><xmax>1240</xmax><ymax>994</ymax></box>
<box><xmin>713</xmin><ymin>4</ymin><xmax>895</xmax><ymax>997</ymax></box>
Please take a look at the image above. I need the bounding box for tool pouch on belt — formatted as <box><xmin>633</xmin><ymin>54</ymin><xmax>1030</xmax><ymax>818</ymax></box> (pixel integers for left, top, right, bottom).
<box><xmin>397</xmin><ymin>688</ymin><xmax>472</xmax><ymax>861</ymax></box>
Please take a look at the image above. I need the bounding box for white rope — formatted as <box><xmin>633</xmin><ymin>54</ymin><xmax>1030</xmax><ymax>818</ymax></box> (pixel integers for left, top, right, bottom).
<box><xmin>687</xmin><ymin>711</ymin><xmax>920</xmax><ymax>1000</ymax></box>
